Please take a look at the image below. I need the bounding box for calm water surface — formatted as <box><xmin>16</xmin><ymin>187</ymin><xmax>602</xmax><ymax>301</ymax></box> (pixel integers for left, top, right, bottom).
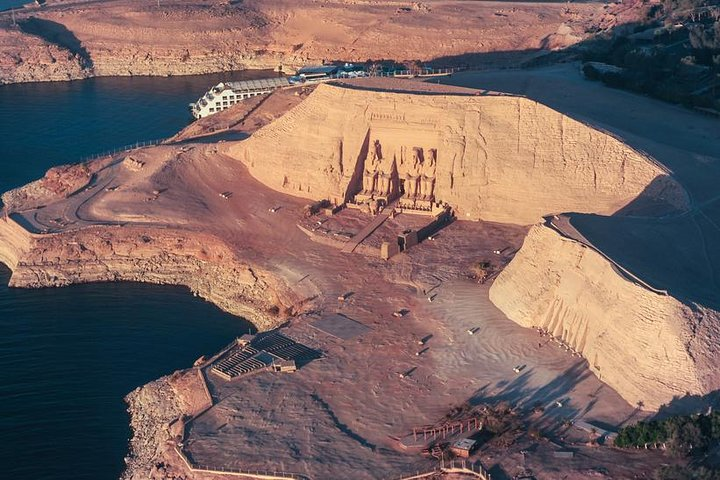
<box><xmin>0</xmin><ymin>0</ymin><xmax>27</xmax><ymax>10</ymax></box>
<box><xmin>0</xmin><ymin>71</ymin><xmax>274</xmax><ymax>193</ymax></box>
<box><xmin>0</xmin><ymin>72</ymin><xmax>266</xmax><ymax>479</ymax></box>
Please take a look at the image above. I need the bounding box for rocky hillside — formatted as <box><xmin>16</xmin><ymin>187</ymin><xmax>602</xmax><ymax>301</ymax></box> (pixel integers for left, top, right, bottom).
<box><xmin>580</xmin><ymin>0</ymin><xmax>720</xmax><ymax>113</ymax></box>
<box><xmin>0</xmin><ymin>0</ymin><xmax>600</xmax><ymax>84</ymax></box>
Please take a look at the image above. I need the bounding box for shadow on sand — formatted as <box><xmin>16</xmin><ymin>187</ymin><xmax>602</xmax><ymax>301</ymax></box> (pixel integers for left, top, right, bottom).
<box><xmin>470</xmin><ymin>361</ymin><xmax>592</xmax><ymax>434</ymax></box>
<box><xmin>174</xmin><ymin>131</ymin><xmax>250</xmax><ymax>144</ymax></box>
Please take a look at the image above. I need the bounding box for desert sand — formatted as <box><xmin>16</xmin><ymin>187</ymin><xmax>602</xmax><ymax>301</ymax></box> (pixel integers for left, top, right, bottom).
<box><xmin>439</xmin><ymin>65</ymin><xmax>720</xmax><ymax>410</ymax></box>
<box><xmin>0</xmin><ymin>0</ymin><xmax>716</xmax><ymax>476</ymax></box>
<box><xmin>0</xmin><ymin>0</ymin><xmax>605</xmax><ymax>84</ymax></box>
<box><xmin>1</xmin><ymin>70</ymin><xmax>717</xmax><ymax>478</ymax></box>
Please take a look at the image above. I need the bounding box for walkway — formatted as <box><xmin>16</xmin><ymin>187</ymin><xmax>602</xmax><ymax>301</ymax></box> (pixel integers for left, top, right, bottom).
<box><xmin>342</xmin><ymin>207</ymin><xmax>393</xmax><ymax>253</ymax></box>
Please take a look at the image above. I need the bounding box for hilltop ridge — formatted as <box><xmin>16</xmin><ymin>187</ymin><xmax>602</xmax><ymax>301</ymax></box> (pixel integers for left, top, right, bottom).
<box><xmin>0</xmin><ymin>0</ymin><xmax>600</xmax><ymax>84</ymax></box>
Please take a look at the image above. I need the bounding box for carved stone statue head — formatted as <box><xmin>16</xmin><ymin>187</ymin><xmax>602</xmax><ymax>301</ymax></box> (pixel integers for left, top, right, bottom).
<box><xmin>412</xmin><ymin>147</ymin><xmax>424</xmax><ymax>168</ymax></box>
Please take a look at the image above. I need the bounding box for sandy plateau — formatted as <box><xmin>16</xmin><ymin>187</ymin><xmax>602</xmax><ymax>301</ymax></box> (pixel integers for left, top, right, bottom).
<box><xmin>1</xmin><ymin>67</ymin><xmax>720</xmax><ymax>480</ymax></box>
<box><xmin>0</xmin><ymin>0</ymin><xmax>607</xmax><ymax>84</ymax></box>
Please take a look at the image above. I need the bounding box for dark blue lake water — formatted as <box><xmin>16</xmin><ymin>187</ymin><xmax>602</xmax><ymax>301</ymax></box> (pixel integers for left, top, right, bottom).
<box><xmin>0</xmin><ymin>0</ymin><xmax>27</xmax><ymax>11</ymax></box>
<box><xmin>0</xmin><ymin>72</ymin><xmax>266</xmax><ymax>479</ymax></box>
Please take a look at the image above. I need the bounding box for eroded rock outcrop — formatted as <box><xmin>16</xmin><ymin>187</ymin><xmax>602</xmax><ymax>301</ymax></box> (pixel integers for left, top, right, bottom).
<box><xmin>123</xmin><ymin>376</ymin><xmax>183</xmax><ymax>480</ymax></box>
<box><xmin>229</xmin><ymin>82</ymin><xmax>687</xmax><ymax>225</ymax></box>
<box><xmin>489</xmin><ymin>224</ymin><xmax>720</xmax><ymax>409</ymax></box>
<box><xmin>0</xmin><ymin>26</ymin><xmax>89</xmax><ymax>83</ymax></box>
<box><xmin>2</xmin><ymin>163</ymin><xmax>93</xmax><ymax>212</ymax></box>
<box><xmin>0</xmin><ymin>214</ymin><xmax>33</xmax><ymax>270</ymax></box>
<box><xmin>0</xmin><ymin>218</ymin><xmax>301</xmax><ymax>331</ymax></box>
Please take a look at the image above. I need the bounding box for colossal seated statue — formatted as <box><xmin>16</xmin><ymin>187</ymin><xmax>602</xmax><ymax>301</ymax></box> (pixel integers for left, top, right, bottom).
<box><xmin>420</xmin><ymin>149</ymin><xmax>437</xmax><ymax>201</ymax></box>
<box><xmin>422</xmin><ymin>149</ymin><xmax>437</xmax><ymax>177</ymax></box>
<box><xmin>358</xmin><ymin>139</ymin><xmax>384</xmax><ymax>198</ymax></box>
<box><xmin>411</xmin><ymin>147</ymin><xmax>423</xmax><ymax>173</ymax></box>
<box><xmin>404</xmin><ymin>172</ymin><xmax>419</xmax><ymax>199</ymax></box>
<box><xmin>362</xmin><ymin>170</ymin><xmax>378</xmax><ymax>195</ymax></box>
<box><xmin>420</xmin><ymin>176</ymin><xmax>435</xmax><ymax>201</ymax></box>
<box><xmin>377</xmin><ymin>173</ymin><xmax>392</xmax><ymax>197</ymax></box>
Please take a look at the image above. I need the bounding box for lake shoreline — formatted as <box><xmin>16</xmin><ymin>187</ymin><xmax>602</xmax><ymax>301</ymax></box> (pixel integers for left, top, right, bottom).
<box><xmin>0</xmin><ymin>69</ymin><xmax>269</xmax><ymax>480</ymax></box>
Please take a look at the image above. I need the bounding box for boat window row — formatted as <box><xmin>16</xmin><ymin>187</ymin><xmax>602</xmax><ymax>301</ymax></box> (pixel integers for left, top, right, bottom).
<box><xmin>222</xmin><ymin>91</ymin><xmax>265</xmax><ymax>100</ymax></box>
<box><xmin>203</xmin><ymin>92</ymin><xmax>267</xmax><ymax>115</ymax></box>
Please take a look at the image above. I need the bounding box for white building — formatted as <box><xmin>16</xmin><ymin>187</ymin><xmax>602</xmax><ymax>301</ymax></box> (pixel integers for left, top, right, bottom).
<box><xmin>190</xmin><ymin>77</ymin><xmax>291</xmax><ymax>119</ymax></box>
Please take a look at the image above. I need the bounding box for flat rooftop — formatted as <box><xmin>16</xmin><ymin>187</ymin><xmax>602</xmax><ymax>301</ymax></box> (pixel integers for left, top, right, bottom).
<box><xmin>225</xmin><ymin>77</ymin><xmax>290</xmax><ymax>91</ymax></box>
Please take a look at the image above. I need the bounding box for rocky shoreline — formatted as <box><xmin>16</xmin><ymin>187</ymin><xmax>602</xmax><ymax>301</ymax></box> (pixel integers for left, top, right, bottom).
<box><xmin>123</xmin><ymin>376</ymin><xmax>184</xmax><ymax>480</ymax></box>
<box><xmin>0</xmin><ymin>217</ymin><xmax>283</xmax><ymax>477</ymax></box>
<box><xmin>0</xmin><ymin>215</ymin><xmax>308</xmax><ymax>331</ymax></box>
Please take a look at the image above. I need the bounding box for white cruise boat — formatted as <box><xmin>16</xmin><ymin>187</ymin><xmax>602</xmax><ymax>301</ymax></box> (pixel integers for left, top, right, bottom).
<box><xmin>189</xmin><ymin>77</ymin><xmax>291</xmax><ymax>119</ymax></box>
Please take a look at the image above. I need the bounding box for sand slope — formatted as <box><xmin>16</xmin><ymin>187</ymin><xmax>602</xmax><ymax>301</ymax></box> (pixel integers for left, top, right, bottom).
<box><xmin>442</xmin><ymin>66</ymin><xmax>720</xmax><ymax>410</ymax></box>
<box><xmin>489</xmin><ymin>224</ymin><xmax>720</xmax><ymax>410</ymax></box>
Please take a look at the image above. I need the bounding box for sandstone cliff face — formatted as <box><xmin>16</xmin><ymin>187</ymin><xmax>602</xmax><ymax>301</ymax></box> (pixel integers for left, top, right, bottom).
<box><xmin>0</xmin><ymin>26</ymin><xmax>88</xmax><ymax>83</ymax></box>
<box><xmin>0</xmin><ymin>218</ymin><xmax>297</xmax><ymax>331</ymax></box>
<box><xmin>0</xmin><ymin>215</ymin><xmax>33</xmax><ymax>270</ymax></box>
<box><xmin>489</xmin><ymin>224</ymin><xmax>718</xmax><ymax>410</ymax></box>
<box><xmin>0</xmin><ymin>0</ymin><xmax>598</xmax><ymax>84</ymax></box>
<box><xmin>229</xmin><ymin>83</ymin><xmax>686</xmax><ymax>225</ymax></box>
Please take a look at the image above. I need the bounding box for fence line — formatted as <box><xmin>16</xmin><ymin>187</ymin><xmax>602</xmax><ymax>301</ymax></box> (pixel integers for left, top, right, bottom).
<box><xmin>174</xmin><ymin>446</ymin><xmax>307</xmax><ymax>479</ymax></box>
<box><xmin>173</xmin><ymin>366</ymin><xmax>309</xmax><ymax>480</ymax></box>
<box><xmin>172</xmin><ymin>366</ymin><xmax>491</xmax><ymax>480</ymax></box>
<box><xmin>387</xmin><ymin>459</ymin><xmax>491</xmax><ymax>480</ymax></box>
<box><xmin>173</xmin><ymin>367</ymin><xmax>490</xmax><ymax>480</ymax></box>
<box><xmin>371</xmin><ymin>66</ymin><xmax>466</xmax><ymax>78</ymax></box>
<box><xmin>313</xmin><ymin>66</ymin><xmax>466</xmax><ymax>82</ymax></box>
<box><xmin>79</xmin><ymin>138</ymin><xmax>167</xmax><ymax>163</ymax></box>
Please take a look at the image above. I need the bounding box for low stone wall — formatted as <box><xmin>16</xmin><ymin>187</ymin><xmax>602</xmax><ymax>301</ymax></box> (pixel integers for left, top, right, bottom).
<box><xmin>172</xmin><ymin>366</ymin><xmax>309</xmax><ymax>480</ymax></box>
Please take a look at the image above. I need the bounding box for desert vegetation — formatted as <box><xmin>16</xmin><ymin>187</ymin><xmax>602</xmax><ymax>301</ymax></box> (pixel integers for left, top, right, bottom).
<box><xmin>615</xmin><ymin>411</ymin><xmax>720</xmax><ymax>455</ymax></box>
<box><xmin>616</xmin><ymin>411</ymin><xmax>720</xmax><ymax>478</ymax></box>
